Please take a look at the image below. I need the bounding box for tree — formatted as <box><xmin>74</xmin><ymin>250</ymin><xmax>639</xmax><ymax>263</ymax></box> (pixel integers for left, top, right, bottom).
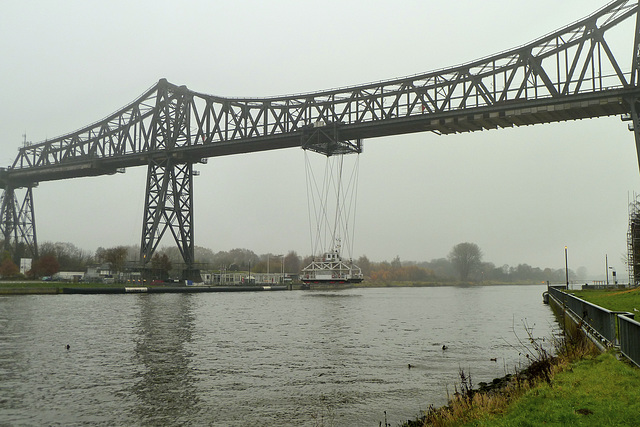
<box><xmin>31</xmin><ymin>255</ymin><xmax>60</xmax><ymax>278</ymax></box>
<box><xmin>448</xmin><ymin>242</ymin><xmax>483</xmax><ymax>281</ymax></box>
<box><xmin>284</xmin><ymin>251</ymin><xmax>301</xmax><ymax>274</ymax></box>
<box><xmin>357</xmin><ymin>255</ymin><xmax>371</xmax><ymax>276</ymax></box>
<box><xmin>391</xmin><ymin>255</ymin><xmax>402</xmax><ymax>269</ymax></box>
<box><xmin>97</xmin><ymin>246</ymin><xmax>128</xmax><ymax>274</ymax></box>
<box><xmin>194</xmin><ymin>246</ymin><xmax>216</xmax><ymax>265</ymax></box>
<box><xmin>423</xmin><ymin>258</ymin><xmax>456</xmax><ymax>280</ymax></box>
<box><xmin>0</xmin><ymin>258</ymin><xmax>19</xmax><ymax>278</ymax></box>
<box><xmin>40</xmin><ymin>241</ymin><xmax>92</xmax><ymax>271</ymax></box>
<box><xmin>151</xmin><ymin>253</ymin><xmax>172</xmax><ymax>279</ymax></box>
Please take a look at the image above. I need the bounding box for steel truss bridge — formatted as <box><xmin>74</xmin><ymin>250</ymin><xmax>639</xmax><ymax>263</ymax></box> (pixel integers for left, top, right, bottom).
<box><xmin>3</xmin><ymin>0</ymin><xmax>640</xmax><ymax>279</ymax></box>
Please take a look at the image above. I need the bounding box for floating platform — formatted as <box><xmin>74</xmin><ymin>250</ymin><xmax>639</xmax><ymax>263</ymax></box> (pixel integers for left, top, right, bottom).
<box><xmin>61</xmin><ymin>285</ymin><xmax>289</xmax><ymax>294</ymax></box>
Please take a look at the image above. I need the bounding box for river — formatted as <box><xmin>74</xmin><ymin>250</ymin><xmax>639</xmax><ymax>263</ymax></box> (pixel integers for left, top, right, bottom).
<box><xmin>0</xmin><ymin>284</ymin><xmax>557</xmax><ymax>426</ymax></box>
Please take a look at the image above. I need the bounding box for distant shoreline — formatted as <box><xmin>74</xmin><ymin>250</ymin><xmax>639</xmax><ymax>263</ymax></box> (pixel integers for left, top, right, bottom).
<box><xmin>0</xmin><ymin>280</ymin><xmax>548</xmax><ymax>295</ymax></box>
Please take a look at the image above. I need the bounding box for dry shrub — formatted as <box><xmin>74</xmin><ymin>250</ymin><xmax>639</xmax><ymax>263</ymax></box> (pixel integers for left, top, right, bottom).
<box><xmin>411</xmin><ymin>322</ymin><xmax>598</xmax><ymax>426</ymax></box>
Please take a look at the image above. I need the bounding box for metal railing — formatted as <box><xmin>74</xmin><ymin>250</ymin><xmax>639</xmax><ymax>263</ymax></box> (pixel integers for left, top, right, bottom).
<box><xmin>619</xmin><ymin>315</ymin><xmax>640</xmax><ymax>367</ymax></box>
<box><xmin>547</xmin><ymin>285</ymin><xmax>640</xmax><ymax>366</ymax></box>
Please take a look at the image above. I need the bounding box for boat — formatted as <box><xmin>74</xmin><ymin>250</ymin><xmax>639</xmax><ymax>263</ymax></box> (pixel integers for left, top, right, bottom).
<box><xmin>301</xmin><ymin>247</ymin><xmax>363</xmax><ymax>285</ymax></box>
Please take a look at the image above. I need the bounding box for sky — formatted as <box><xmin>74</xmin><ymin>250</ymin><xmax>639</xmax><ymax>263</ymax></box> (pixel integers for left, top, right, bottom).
<box><xmin>1</xmin><ymin>0</ymin><xmax>639</xmax><ymax>279</ymax></box>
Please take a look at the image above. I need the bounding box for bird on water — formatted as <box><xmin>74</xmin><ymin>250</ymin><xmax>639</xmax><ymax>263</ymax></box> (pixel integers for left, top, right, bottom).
<box><xmin>442</xmin><ymin>345</ymin><xmax>448</xmax><ymax>350</ymax></box>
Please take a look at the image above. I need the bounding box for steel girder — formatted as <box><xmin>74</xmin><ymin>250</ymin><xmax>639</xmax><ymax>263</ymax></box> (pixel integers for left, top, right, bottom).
<box><xmin>0</xmin><ymin>186</ymin><xmax>38</xmax><ymax>262</ymax></box>
<box><xmin>5</xmin><ymin>0</ymin><xmax>640</xmax><ymax>183</ymax></box>
<box><xmin>139</xmin><ymin>82</ymin><xmax>198</xmax><ymax>278</ymax></box>
<box><xmin>140</xmin><ymin>159</ymin><xmax>195</xmax><ymax>277</ymax></box>
<box><xmin>624</xmin><ymin>5</ymin><xmax>640</xmax><ymax>172</ymax></box>
<box><xmin>1</xmin><ymin>1</ymin><xmax>640</xmax><ymax>273</ymax></box>
<box><xmin>301</xmin><ymin>121</ymin><xmax>362</xmax><ymax>156</ymax></box>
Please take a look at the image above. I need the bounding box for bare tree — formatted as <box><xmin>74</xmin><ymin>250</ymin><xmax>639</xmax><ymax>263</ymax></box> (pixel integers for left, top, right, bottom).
<box><xmin>96</xmin><ymin>246</ymin><xmax>128</xmax><ymax>274</ymax></box>
<box><xmin>284</xmin><ymin>251</ymin><xmax>301</xmax><ymax>274</ymax></box>
<box><xmin>448</xmin><ymin>242</ymin><xmax>483</xmax><ymax>281</ymax></box>
<box><xmin>151</xmin><ymin>253</ymin><xmax>172</xmax><ymax>279</ymax></box>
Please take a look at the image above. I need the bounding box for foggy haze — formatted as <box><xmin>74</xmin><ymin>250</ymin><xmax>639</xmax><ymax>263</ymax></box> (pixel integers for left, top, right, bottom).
<box><xmin>1</xmin><ymin>0</ymin><xmax>638</xmax><ymax>279</ymax></box>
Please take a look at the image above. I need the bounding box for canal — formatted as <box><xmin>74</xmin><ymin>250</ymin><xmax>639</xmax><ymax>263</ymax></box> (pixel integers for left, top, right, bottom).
<box><xmin>0</xmin><ymin>285</ymin><xmax>556</xmax><ymax>426</ymax></box>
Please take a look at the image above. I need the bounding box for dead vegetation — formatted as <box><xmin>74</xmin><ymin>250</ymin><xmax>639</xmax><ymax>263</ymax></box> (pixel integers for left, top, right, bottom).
<box><xmin>403</xmin><ymin>321</ymin><xmax>599</xmax><ymax>427</ymax></box>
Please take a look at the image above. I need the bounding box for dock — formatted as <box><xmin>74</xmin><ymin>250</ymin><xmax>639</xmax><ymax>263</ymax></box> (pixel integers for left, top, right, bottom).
<box><xmin>61</xmin><ymin>285</ymin><xmax>289</xmax><ymax>294</ymax></box>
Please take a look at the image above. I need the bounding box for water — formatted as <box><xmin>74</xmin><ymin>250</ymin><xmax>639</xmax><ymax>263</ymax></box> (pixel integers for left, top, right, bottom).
<box><xmin>0</xmin><ymin>285</ymin><xmax>556</xmax><ymax>426</ymax></box>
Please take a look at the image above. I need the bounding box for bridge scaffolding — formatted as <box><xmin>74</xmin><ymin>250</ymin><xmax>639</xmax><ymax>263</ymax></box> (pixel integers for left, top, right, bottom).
<box><xmin>628</xmin><ymin>194</ymin><xmax>640</xmax><ymax>286</ymax></box>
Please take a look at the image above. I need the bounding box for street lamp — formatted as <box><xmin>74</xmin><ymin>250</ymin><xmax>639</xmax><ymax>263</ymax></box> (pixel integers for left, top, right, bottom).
<box><xmin>564</xmin><ymin>246</ymin><xmax>569</xmax><ymax>289</ymax></box>
<box><xmin>269</xmin><ymin>254</ymin><xmax>284</xmax><ymax>283</ymax></box>
<box><xmin>274</xmin><ymin>254</ymin><xmax>284</xmax><ymax>284</ymax></box>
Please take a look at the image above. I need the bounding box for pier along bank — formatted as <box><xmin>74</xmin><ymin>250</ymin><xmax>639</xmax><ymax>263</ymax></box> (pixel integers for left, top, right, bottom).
<box><xmin>0</xmin><ymin>281</ymin><xmax>290</xmax><ymax>295</ymax></box>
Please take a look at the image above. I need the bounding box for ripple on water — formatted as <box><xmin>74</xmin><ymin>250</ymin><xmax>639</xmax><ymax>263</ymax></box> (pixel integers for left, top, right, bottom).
<box><xmin>0</xmin><ymin>285</ymin><xmax>557</xmax><ymax>426</ymax></box>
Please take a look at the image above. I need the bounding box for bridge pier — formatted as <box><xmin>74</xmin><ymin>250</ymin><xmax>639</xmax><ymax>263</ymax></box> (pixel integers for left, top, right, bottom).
<box><xmin>138</xmin><ymin>80</ymin><xmax>202</xmax><ymax>281</ymax></box>
<box><xmin>139</xmin><ymin>158</ymin><xmax>200</xmax><ymax>281</ymax></box>
<box><xmin>0</xmin><ymin>185</ymin><xmax>38</xmax><ymax>264</ymax></box>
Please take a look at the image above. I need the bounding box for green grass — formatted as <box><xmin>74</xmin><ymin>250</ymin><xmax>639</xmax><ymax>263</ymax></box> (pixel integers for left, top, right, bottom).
<box><xmin>0</xmin><ymin>281</ymin><xmax>59</xmax><ymax>289</ymax></box>
<box><xmin>570</xmin><ymin>287</ymin><xmax>640</xmax><ymax>314</ymax></box>
<box><xmin>405</xmin><ymin>289</ymin><xmax>640</xmax><ymax>426</ymax></box>
<box><xmin>465</xmin><ymin>352</ymin><xmax>640</xmax><ymax>426</ymax></box>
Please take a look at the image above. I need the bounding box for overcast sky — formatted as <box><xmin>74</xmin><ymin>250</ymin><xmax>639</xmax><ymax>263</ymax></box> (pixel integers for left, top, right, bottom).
<box><xmin>2</xmin><ymin>0</ymin><xmax>639</xmax><ymax>279</ymax></box>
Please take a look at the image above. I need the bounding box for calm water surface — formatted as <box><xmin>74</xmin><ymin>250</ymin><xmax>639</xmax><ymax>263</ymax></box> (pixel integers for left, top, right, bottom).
<box><xmin>0</xmin><ymin>285</ymin><xmax>557</xmax><ymax>426</ymax></box>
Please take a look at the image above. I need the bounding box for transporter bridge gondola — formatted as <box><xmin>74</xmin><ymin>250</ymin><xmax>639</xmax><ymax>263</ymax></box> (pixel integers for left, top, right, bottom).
<box><xmin>300</xmin><ymin>123</ymin><xmax>363</xmax><ymax>287</ymax></box>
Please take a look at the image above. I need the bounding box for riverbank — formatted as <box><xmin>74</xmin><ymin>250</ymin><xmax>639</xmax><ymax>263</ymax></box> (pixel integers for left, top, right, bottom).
<box><xmin>0</xmin><ymin>280</ymin><xmax>545</xmax><ymax>295</ymax></box>
<box><xmin>404</xmin><ymin>347</ymin><xmax>640</xmax><ymax>426</ymax></box>
<box><xmin>403</xmin><ymin>287</ymin><xmax>640</xmax><ymax>426</ymax></box>
<box><xmin>353</xmin><ymin>280</ymin><xmax>543</xmax><ymax>288</ymax></box>
<box><xmin>0</xmin><ymin>281</ymin><xmax>288</xmax><ymax>294</ymax></box>
<box><xmin>467</xmin><ymin>351</ymin><xmax>640</xmax><ymax>426</ymax></box>
<box><xmin>569</xmin><ymin>286</ymin><xmax>640</xmax><ymax>313</ymax></box>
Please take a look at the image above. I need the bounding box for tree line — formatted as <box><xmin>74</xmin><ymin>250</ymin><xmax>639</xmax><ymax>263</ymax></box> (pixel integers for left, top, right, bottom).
<box><xmin>0</xmin><ymin>240</ymin><xmax>579</xmax><ymax>283</ymax></box>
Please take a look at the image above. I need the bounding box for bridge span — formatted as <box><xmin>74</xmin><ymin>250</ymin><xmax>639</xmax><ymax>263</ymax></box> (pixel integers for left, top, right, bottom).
<box><xmin>2</xmin><ymin>0</ymin><xmax>640</xmax><ymax>278</ymax></box>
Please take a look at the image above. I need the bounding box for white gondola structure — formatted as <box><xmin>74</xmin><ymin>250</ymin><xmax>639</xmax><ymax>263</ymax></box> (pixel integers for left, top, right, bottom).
<box><xmin>301</xmin><ymin>123</ymin><xmax>363</xmax><ymax>286</ymax></box>
<box><xmin>301</xmin><ymin>242</ymin><xmax>363</xmax><ymax>284</ymax></box>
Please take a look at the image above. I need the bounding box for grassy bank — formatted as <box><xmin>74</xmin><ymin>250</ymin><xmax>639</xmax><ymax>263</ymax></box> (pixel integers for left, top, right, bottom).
<box><xmin>406</xmin><ymin>340</ymin><xmax>640</xmax><ymax>427</ymax></box>
<box><xmin>404</xmin><ymin>288</ymin><xmax>640</xmax><ymax>426</ymax></box>
<box><xmin>0</xmin><ymin>281</ymin><xmax>130</xmax><ymax>294</ymax></box>
<box><xmin>464</xmin><ymin>351</ymin><xmax>640</xmax><ymax>426</ymax></box>
<box><xmin>569</xmin><ymin>287</ymin><xmax>640</xmax><ymax>313</ymax></box>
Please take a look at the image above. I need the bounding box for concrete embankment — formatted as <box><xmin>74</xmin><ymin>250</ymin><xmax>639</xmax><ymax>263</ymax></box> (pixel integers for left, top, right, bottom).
<box><xmin>0</xmin><ymin>285</ymin><xmax>289</xmax><ymax>295</ymax></box>
<box><xmin>0</xmin><ymin>287</ymin><xmax>59</xmax><ymax>295</ymax></box>
<box><xmin>62</xmin><ymin>285</ymin><xmax>289</xmax><ymax>294</ymax></box>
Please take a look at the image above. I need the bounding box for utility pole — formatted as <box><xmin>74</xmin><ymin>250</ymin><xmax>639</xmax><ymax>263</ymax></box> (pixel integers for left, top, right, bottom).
<box><xmin>565</xmin><ymin>246</ymin><xmax>569</xmax><ymax>289</ymax></box>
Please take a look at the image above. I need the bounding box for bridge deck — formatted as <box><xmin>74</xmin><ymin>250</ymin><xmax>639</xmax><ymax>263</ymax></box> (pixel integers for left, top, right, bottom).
<box><xmin>1</xmin><ymin>88</ymin><xmax>634</xmax><ymax>188</ymax></box>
